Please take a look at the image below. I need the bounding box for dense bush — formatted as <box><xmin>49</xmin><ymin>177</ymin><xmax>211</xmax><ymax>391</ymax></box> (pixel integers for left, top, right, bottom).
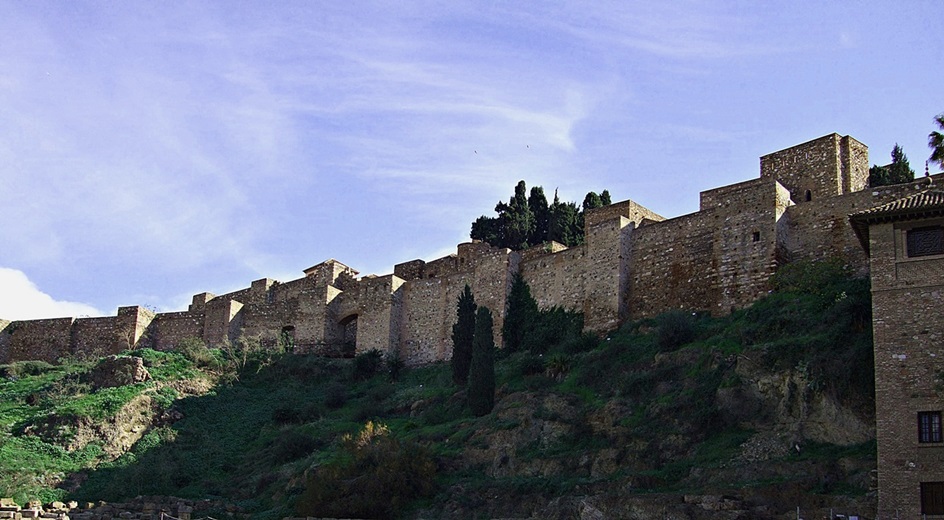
<box><xmin>295</xmin><ymin>421</ymin><xmax>436</xmax><ymax>518</ymax></box>
<box><xmin>544</xmin><ymin>354</ymin><xmax>572</xmax><ymax>381</ymax></box>
<box><xmin>176</xmin><ymin>337</ymin><xmax>219</xmax><ymax>369</ymax></box>
<box><xmin>270</xmin><ymin>430</ymin><xmax>318</xmax><ymax>463</ymax></box>
<box><xmin>323</xmin><ymin>382</ymin><xmax>349</xmax><ymax>409</ymax></box>
<box><xmin>271</xmin><ymin>406</ymin><xmax>301</xmax><ymax>424</ymax></box>
<box><xmin>1</xmin><ymin>360</ymin><xmax>55</xmax><ymax>378</ymax></box>
<box><xmin>734</xmin><ymin>260</ymin><xmax>874</xmax><ymax>405</ymax></box>
<box><xmin>385</xmin><ymin>353</ymin><xmax>405</xmax><ymax>382</ymax></box>
<box><xmin>521</xmin><ymin>306</ymin><xmax>585</xmax><ymax>354</ymax></box>
<box><xmin>656</xmin><ymin>310</ymin><xmax>697</xmax><ymax>352</ymax></box>
<box><xmin>769</xmin><ymin>258</ymin><xmax>849</xmax><ymax>297</ymax></box>
<box><xmin>516</xmin><ymin>354</ymin><xmax>545</xmax><ymax>376</ymax></box>
<box><xmin>352</xmin><ymin>349</ymin><xmax>384</xmax><ymax>381</ymax></box>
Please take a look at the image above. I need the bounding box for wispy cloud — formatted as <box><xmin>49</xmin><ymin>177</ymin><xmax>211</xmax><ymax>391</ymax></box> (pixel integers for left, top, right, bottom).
<box><xmin>0</xmin><ymin>268</ymin><xmax>104</xmax><ymax>320</ymax></box>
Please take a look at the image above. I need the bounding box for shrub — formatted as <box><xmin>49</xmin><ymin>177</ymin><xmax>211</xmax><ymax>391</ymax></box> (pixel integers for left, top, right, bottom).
<box><xmin>559</xmin><ymin>331</ymin><xmax>598</xmax><ymax>355</ymax></box>
<box><xmin>271</xmin><ymin>430</ymin><xmax>318</xmax><ymax>463</ymax></box>
<box><xmin>153</xmin><ymin>386</ymin><xmax>179</xmax><ymax>409</ymax></box>
<box><xmin>176</xmin><ymin>337</ymin><xmax>218</xmax><ymax>368</ymax></box>
<box><xmin>516</xmin><ymin>354</ymin><xmax>545</xmax><ymax>376</ymax></box>
<box><xmin>272</xmin><ymin>406</ymin><xmax>301</xmax><ymax>424</ymax></box>
<box><xmin>544</xmin><ymin>354</ymin><xmax>572</xmax><ymax>382</ymax></box>
<box><xmin>522</xmin><ymin>306</ymin><xmax>584</xmax><ymax>354</ymax></box>
<box><xmin>295</xmin><ymin>421</ymin><xmax>436</xmax><ymax>518</ymax></box>
<box><xmin>386</xmin><ymin>353</ymin><xmax>405</xmax><ymax>382</ymax></box>
<box><xmin>3</xmin><ymin>360</ymin><xmax>55</xmax><ymax>378</ymax></box>
<box><xmin>323</xmin><ymin>382</ymin><xmax>349</xmax><ymax>409</ymax></box>
<box><xmin>770</xmin><ymin>259</ymin><xmax>849</xmax><ymax>297</ymax></box>
<box><xmin>656</xmin><ymin>310</ymin><xmax>696</xmax><ymax>351</ymax></box>
<box><xmin>299</xmin><ymin>401</ymin><xmax>325</xmax><ymax>422</ymax></box>
<box><xmin>352</xmin><ymin>400</ymin><xmax>386</xmax><ymax>422</ymax></box>
<box><xmin>352</xmin><ymin>349</ymin><xmax>383</xmax><ymax>381</ymax></box>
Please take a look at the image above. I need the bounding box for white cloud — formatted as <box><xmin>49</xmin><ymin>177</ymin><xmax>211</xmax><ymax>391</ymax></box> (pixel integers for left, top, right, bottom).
<box><xmin>0</xmin><ymin>268</ymin><xmax>104</xmax><ymax>321</ymax></box>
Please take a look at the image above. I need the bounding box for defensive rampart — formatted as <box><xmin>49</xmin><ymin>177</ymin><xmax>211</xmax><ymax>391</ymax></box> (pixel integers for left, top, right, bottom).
<box><xmin>5</xmin><ymin>132</ymin><xmax>937</xmax><ymax>367</ymax></box>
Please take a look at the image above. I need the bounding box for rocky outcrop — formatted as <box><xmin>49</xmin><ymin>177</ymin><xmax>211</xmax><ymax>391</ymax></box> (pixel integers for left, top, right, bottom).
<box><xmin>87</xmin><ymin>356</ymin><xmax>150</xmax><ymax>390</ymax></box>
<box><xmin>0</xmin><ymin>496</ymin><xmax>230</xmax><ymax>520</ymax></box>
<box><xmin>25</xmin><ymin>394</ymin><xmax>159</xmax><ymax>458</ymax></box>
<box><xmin>717</xmin><ymin>354</ymin><xmax>873</xmax><ymax>446</ymax></box>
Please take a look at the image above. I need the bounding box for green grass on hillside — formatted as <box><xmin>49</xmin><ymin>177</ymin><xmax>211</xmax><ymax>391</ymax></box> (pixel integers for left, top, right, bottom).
<box><xmin>0</xmin><ymin>260</ymin><xmax>876</xmax><ymax>518</ymax></box>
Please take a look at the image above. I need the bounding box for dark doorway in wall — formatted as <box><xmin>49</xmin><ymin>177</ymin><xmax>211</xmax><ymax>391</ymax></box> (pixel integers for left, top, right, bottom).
<box><xmin>339</xmin><ymin>315</ymin><xmax>358</xmax><ymax>358</ymax></box>
<box><xmin>805</xmin><ymin>190</ymin><xmax>812</xmax><ymax>202</ymax></box>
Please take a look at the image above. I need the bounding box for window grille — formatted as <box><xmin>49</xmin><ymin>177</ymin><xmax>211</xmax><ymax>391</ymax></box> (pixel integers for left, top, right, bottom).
<box><xmin>907</xmin><ymin>226</ymin><xmax>944</xmax><ymax>257</ymax></box>
<box><xmin>919</xmin><ymin>411</ymin><xmax>942</xmax><ymax>443</ymax></box>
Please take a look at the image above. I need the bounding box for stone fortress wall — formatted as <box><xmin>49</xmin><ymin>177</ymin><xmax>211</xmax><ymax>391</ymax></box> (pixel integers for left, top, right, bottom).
<box><xmin>2</xmin><ymin>133</ymin><xmax>939</xmax><ymax>366</ymax></box>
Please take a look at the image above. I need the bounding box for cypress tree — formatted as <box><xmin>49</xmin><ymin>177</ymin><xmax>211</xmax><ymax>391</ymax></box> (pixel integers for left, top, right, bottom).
<box><xmin>870</xmin><ymin>144</ymin><xmax>916</xmax><ymax>187</ymax></box>
<box><xmin>498</xmin><ymin>180</ymin><xmax>534</xmax><ymax>250</ymax></box>
<box><xmin>470</xmin><ymin>215</ymin><xmax>501</xmax><ymax>246</ymax></box>
<box><xmin>888</xmin><ymin>144</ymin><xmax>915</xmax><ymax>184</ymax></box>
<box><xmin>528</xmin><ymin>186</ymin><xmax>550</xmax><ymax>246</ymax></box>
<box><xmin>469</xmin><ymin>183</ymin><xmax>606</xmax><ymax>249</ymax></box>
<box><xmin>582</xmin><ymin>191</ymin><xmax>603</xmax><ymax>211</ymax></box>
<box><xmin>450</xmin><ymin>285</ymin><xmax>476</xmax><ymax>386</ymax></box>
<box><xmin>468</xmin><ymin>306</ymin><xmax>495</xmax><ymax>416</ymax></box>
<box><xmin>548</xmin><ymin>190</ymin><xmax>579</xmax><ymax>246</ymax></box>
<box><xmin>600</xmin><ymin>189</ymin><xmax>612</xmax><ymax>205</ymax></box>
<box><xmin>502</xmin><ymin>273</ymin><xmax>538</xmax><ymax>352</ymax></box>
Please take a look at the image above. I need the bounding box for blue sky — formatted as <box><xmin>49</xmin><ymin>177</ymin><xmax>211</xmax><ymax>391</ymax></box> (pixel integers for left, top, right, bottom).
<box><xmin>1</xmin><ymin>1</ymin><xmax>942</xmax><ymax>320</ymax></box>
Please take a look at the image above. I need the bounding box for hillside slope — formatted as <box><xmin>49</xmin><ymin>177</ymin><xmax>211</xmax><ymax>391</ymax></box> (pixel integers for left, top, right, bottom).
<box><xmin>0</xmin><ymin>262</ymin><xmax>876</xmax><ymax>519</ymax></box>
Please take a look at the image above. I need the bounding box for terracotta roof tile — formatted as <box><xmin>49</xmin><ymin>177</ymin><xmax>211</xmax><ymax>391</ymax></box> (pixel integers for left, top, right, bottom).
<box><xmin>849</xmin><ymin>188</ymin><xmax>944</xmax><ymax>255</ymax></box>
<box><xmin>851</xmin><ymin>189</ymin><xmax>944</xmax><ymax>221</ymax></box>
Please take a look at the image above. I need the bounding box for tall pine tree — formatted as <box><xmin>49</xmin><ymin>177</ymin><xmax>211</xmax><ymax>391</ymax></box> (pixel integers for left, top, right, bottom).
<box><xmin>870</xmin><ymin>144</ymin><xmax>915</xmax><ymax>187</ymax></box>
<box><xmin>888</xmin><ymin>144</ymin><xmax>915</xmax><ymax>184</ymax></box>
<box><xmin>450</xmin><ymin>285</ymin><xmax>476</xmax><ymax>386</ymax></box>
<box><xmin>468</xmin><ymin>306</ymin><xmax>495</xmax><ymax>416</ymax></box>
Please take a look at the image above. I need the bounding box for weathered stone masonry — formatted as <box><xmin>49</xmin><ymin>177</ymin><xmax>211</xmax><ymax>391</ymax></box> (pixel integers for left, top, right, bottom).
<box><xmin>0</xmin><ymin>132</ymin><xmax>936</xmax><ymax>371</ymax></box>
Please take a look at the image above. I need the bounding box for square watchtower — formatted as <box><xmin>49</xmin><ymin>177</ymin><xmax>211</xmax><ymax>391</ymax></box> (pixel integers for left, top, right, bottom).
<box><xmin>761</xmin><ymin>133</ymin><xmax>868</xmax><ymax>204</ymax></box>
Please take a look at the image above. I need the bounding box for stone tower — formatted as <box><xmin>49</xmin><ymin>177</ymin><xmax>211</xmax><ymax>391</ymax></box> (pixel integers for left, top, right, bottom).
<box><xmin>761</xmin><ymin>133</ymin><xmax>868</xmax><ymax>204</ymax></box>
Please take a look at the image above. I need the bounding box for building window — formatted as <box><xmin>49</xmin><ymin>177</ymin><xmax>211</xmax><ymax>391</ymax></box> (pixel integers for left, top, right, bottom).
<box><xmin>907</xmin><ymin>226</ymin><xmax>944</xmax><ymax>257</ymax></box>
<box><xmin>919</xmin><ymin>411</ymin><xmax>942</xmax><ymax>443</ymax></box>
<box><xmin>752</xmin><ymin>231</ymin><xmax>761</xmax><ymax>242</ymax></box>
<box><xmin>922</xmin><ymin>482</ymin><xmax>944</xmax><ymax>515</ymax></box>
<box><xmin>804</xmin><ymin>190</ymin><xmax>812</xmax><ymax>202</ymax></box>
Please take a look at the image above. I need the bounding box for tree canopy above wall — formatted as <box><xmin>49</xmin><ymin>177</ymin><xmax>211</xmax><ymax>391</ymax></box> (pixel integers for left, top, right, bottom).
<box><xmin>470</xmin><ymin>180</ymin><xmax>610</xmax><ymax>250</ymax></box>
